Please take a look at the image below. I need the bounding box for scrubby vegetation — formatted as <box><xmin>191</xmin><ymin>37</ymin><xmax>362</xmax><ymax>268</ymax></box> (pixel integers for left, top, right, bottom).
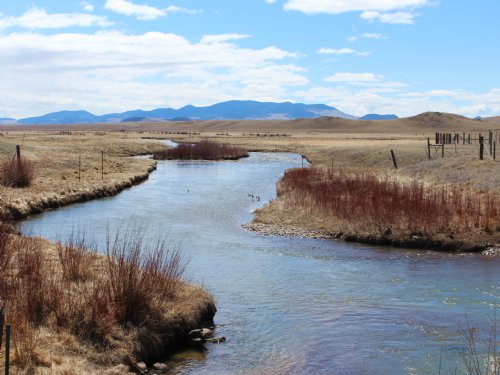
<box><xmin>153</xmin><ymin>139</ymin><xmax>248</xmax><ymax>161</ymax></box>
<box><xmin>0</xmin><ymin>223</ymin><xmax>214</xmax><ymax>373</ymax></box>
<box><xmin>0</xmin><ymin>157</ymin><xmax>35</xmax><ymax>188</ymax></box>
<box><xmin>275</xmin><ymin>167</ymin><xmax>500</xmax><ymax>249</ymax></box>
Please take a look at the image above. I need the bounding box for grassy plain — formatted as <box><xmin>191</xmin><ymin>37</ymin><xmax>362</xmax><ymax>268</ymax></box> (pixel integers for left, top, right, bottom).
<box><xmin>0</xmin><ymin>112</ymin><xmax>500</xmax><ymax>372</ymax></box>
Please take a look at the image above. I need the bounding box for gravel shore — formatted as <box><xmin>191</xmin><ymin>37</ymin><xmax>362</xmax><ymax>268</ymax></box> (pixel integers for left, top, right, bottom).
<box><xmin>242</xmin><ymin>222</ymin><xmax>332</xmax><ymax>239</ymax></box>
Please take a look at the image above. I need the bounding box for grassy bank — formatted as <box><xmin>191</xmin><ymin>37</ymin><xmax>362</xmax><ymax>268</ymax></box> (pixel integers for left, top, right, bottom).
<box><xmin>0</xmin><ymin>131</ymin><xmax>165</xmax><ymax>219</ymax></box>
<box><xmin>0</xmin><ymin>131</ymin><xmax>217</xmax><ymax>373</ymax></box>
<box><xmin>0</xmin><ymin>224</ymin><xmax>215</xmax><ymax>374</ymax></box>
<box><xmin>251</xmin><ymin>167</ymin><xmax>499</xmax><ymax>251</ymax></box>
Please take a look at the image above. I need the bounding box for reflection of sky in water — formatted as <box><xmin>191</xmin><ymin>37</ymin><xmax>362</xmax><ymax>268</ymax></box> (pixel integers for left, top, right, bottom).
<box><xmin>21</xmin><ymin>152</ymin><xmax>500</xmax><ymax>375</ymax></box>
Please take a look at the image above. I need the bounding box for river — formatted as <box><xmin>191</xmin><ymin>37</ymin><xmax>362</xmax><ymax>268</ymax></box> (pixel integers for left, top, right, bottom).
<box><xmin>21</xmin><ymin>150</ymin><xmax>500</xmax><ymax>374</ymax></box>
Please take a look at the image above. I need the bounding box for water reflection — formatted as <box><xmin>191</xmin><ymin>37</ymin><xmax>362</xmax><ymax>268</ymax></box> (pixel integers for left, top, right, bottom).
<box><xmin>21</xmin><ymin>152</ymin><xmax>499</xmax><ymax>374</ymax></box>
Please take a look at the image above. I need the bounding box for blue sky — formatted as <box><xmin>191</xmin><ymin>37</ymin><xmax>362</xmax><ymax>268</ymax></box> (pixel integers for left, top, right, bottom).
<box><xmin>1</xmin><ymin>0</ymin><xmax>499</xmax><ymax>118</ymax></box>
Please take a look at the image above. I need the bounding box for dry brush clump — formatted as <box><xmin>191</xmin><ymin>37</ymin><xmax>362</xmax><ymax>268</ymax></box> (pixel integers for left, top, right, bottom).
<box><xmin>0</xmin><ymin>222</ymin><xmax>205</xmax><ymax>373</ymax></box>
<box><xmin>0</xmin><ymin>156</ymin><xmax>36</xmax><ymax>188</ymax></box>
<box><xmin>278</xmin><ymin>167</ymin><xmax>500</xmax><ymax>246</ymax></box>
<box><xmin>153</xmin><ymin>139</ymin><xmax>249</xmax><ymax>160</ymax></box>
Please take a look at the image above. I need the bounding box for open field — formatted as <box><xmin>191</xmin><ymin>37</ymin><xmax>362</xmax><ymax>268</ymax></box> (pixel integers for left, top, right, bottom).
<box><xmin>1</xmin><ymin>112</ymin><xmax>499</xmax><ymax>251</ymax></box>
<box><xmin>0</xmin><ymin>113</ymin><xmax>499</xmax><ymax>372</ymax></box>
<box><xmin>0</xmin><ymin>131</ymin><xmax>168</xmax><ymax>219</ymax></box>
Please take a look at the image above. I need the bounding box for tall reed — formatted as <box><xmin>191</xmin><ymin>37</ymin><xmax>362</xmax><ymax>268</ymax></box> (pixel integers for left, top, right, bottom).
<box><xmin>279</xmin><ymin>168</ymin><xmax>500</xmax><ymax>235</ymax></box>
<box><xmin>153</xmin><ymin>139</ymin><xmax>248</xmax><ymax>160</ymax></box>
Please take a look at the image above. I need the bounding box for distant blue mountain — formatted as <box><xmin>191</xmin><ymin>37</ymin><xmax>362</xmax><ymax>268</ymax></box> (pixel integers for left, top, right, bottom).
<box><xmin>15</xmin><ymin>100</ymin><xmax>358</xmax><ymax>125</ymax></box>
<box><xmin>359</xmin><ymin>114</ymin><xmax>399</xmax><ymax>121</ymax></box>
<box><xmin>18</xmin><ymin>110</ymin><xmax>100</xmax><ymax>125</ymax></box>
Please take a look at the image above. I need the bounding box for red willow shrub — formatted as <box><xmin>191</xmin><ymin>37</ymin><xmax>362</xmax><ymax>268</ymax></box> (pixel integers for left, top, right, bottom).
<box><xmin>153</xmin><ymin>139</ymin><xmax>248</xmax><ymax>160</ymax></box>
<box><xmin>0</xmin><ymin>157</ymin><xmax>36</xmax><ymax>188</ymax></box>
<box><xmin>279</xmin><ymin>168</ymin><xmax>500</xmax><ymax>234</ymax></box>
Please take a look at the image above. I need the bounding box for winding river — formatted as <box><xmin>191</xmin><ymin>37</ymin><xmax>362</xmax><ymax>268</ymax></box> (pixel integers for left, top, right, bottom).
<box><xmin>21</xmin><ymin>149</ymin><xmax>499</xmax><ymax>374</ymax></box>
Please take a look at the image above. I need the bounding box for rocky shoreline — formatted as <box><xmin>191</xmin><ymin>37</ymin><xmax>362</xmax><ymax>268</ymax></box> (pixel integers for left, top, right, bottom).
<box><xmin>243</xmin><ymin>222</ymin><xmax>331</xmax><ymax>239</ymax></box>
<box><xmin>243</xmin><ymin>222</ymin><xmax>500</xmax><ymax>256</ymax></box>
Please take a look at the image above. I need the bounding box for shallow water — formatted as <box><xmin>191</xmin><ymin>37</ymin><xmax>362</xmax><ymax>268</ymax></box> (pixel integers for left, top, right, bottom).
<box><xmin>22</xmin><ymin>151</ymin><xmax>499</xmax><ymax>374</ymax></box>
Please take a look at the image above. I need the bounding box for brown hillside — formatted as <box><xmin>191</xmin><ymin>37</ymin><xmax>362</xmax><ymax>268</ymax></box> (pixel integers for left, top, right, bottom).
<box><xmin>0</xmin><ymin>111</ymin><xmax>496</xmax><ymax>134</ymax></box>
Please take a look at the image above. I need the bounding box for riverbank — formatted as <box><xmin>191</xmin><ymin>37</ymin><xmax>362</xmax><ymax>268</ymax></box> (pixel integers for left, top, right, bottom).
<box><xmin>0</xmin><ymin>131</ymin><xmax>169</xmax><ymax>219</ymax></box>
<box><xmin>0</xmin><ymin>132</ymin><xmax>218</xmax><ymax>374</ymax></box>
<box><xmin>0</xmin><ymin>230</ymin><xmax>216</xmax><ymax>374</ymax></box>
<box><xmin>245</xmin><ymin>167</ymin><xmax>500</xmax><ymax>253</ymax></box>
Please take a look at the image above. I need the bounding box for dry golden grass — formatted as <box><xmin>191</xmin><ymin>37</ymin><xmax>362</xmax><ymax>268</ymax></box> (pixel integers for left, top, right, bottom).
<box><xmin>0</xmin><ymin>226</ymin><xmax>215</xmax><ymax>374</ymax></box>
<box><xmin>0</xmin><ymin>131</ymin><xmax>167</xmax><ymax>218</ymax></box>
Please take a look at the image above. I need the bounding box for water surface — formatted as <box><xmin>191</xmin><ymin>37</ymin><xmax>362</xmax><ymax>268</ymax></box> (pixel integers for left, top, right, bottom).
<box><xmin>22</xmin><ymin>151</ymin><xmax>500</xmax><ymax>374</ymax></box>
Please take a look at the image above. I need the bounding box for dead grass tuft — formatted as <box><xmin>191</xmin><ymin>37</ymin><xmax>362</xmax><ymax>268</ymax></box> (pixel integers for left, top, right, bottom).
<box><xmin>0</xmin><ymin>156</ymin><xmax>35</xmax><ymax>188</ymax></box>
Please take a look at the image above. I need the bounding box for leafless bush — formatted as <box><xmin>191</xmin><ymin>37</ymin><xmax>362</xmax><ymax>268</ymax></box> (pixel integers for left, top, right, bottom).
<box><xmin>105</xmin><ymin>227</ymin><xmax>186</xmax><ymax>324</ymax></box>
<box><xmin>0</xmin><ymin>221</ymin><xmax>188</xmax><ymax>369</ymax></box>
<box><xmin>57</xmin><ymin>229</ymin><xmax>97</xmax><ymax>282</ymax></box>
<box><xmin>279</xmin><ymin>168</ymin><xmax>500</xmax><ymax>235</ymax></box>
<box><xmin>0</xmin><ymin>156</ymin><xmax>36</xmax><ymax>188</ymax></box>
<box><xmin>153</xmin><ymin>139</ymin><xmax>248</xmax><ymax>160</ymax></box>
<box><xmin>459</xmin><ymin>315</ymin><xmax>499</xmax><ymax>375</ymax></box>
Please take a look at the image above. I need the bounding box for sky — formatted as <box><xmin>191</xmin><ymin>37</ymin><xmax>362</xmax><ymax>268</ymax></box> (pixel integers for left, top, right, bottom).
<box><xmin>1</xmin><ymin>0</ymin><xmax>499</xmax><ymax>119</ymax></box>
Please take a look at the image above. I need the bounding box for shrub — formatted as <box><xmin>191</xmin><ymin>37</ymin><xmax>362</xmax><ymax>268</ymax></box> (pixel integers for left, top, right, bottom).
<box><xmin>153</xmin><ymin>139</ymin><xmax>248</xmax><ymax>160</ymax></box>
<box><xmin>0</xmin><ymin>156</ymin><xmax>35</xmax><ymax>188</ymax></box>
<box><xmin>279</xmin><ymin>168</ymin><xmax>500</xmax><ymax>235</ymax></box>
<box><xmin>105</xmin><ymin>227</ymin><xmax>185</xmax><ymax>324</ymax></box>
<box><xmin>0</xmin><ymin>221</ymin><xmax>188</xmax><ymax>370</ymax></box>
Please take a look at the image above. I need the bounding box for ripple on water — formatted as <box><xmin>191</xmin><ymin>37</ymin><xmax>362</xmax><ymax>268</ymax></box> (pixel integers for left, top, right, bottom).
<box><xmin>21</xmin><ymin>151</ymin><xmax>500</xmax><ymax>375</ymax></box>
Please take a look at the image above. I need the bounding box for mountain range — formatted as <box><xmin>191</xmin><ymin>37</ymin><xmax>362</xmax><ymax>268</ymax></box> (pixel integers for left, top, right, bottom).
<box><xmin>6</xmin><ymin>101</ymin><xmax>399</xmax><ymax>125</ymax></box>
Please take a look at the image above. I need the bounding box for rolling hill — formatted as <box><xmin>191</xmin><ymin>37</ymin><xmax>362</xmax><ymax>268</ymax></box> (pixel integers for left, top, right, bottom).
<box><xmin>15</xmin><ymin>101</ymin><xmax>358</xmax><ymax>125</ymax></box>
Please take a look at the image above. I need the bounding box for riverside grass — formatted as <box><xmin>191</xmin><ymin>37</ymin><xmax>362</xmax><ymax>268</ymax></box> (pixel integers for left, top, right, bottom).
<box><xmin>0</xmin><ymin>132</ymin><xmax>215</xmax><ymax>374</ymax></box>
<box><xmin>1</xmin><ymin>124</ymin><xmax>499</xmax><ymax>250</ymax></box>
<box><xmin>264</xmin><ymin>167</ymin><xmax>500</xmax><ymax>251</ymax></box>
<box><xmin>0</xmin><ymin>223</ymin><xmax>215</xmax><ymax>374</ymax></box>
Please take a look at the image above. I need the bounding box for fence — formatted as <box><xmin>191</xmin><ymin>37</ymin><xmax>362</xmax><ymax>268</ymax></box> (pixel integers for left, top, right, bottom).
<box><xmin>0</xmin><ymin>308</ymin><xmax>11</xmax><ymax>375</ymax></box>
<box><xmin>430</xmin><ymin>130</ymin><xmax>498</xmax><ymax>160</ymax></box>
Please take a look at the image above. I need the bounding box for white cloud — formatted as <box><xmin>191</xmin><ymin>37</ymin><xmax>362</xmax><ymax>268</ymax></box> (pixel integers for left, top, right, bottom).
<box><xmin>103</xmin><ymin>1</ymin><xmax>200</xmax><ymax>20</ymax></box>
<box><xmin>81</xmin><ymin>1</ymin><xmax>95</xmax><ymax>12</ymax></box>
<box><xmin>360</xmin><ymin>11</ymin><xmax>416</xmax><ymax>24</ymax></box>
<box><xmin>318</xmin><ymin>47</ymin><xmax>370</xmax><ymax>56</ymax></box>
<box><xmin>0</xmin><ymin>7</ymin><xmax>111</xmax><ymax>29</ymax></box>
<box><xmin>104</xmin><ymin>0</ymin><xmax>165</xmax><ymax>20</ymax></box>
<box><xmin>165</xmin><ymin>6</ymin><xmax>202</xmax><ymax>15</ymax></box>
<box><xmin>325</xmin><ymin>72</ymin><xmax>381</xmax><ymax>83</ymax></box>
<box><xmin>201</xmin><ymin>33</ymin><xmax>251</xmax><ymax>44</ymax></box>
<box><xmin>348</xmin><ymin>33</ymin><xmax>386</xmax><ymax>42</ymax></box>
<box><xmin>0</xmin><ymin>31</ymin><xmax>307</xmax><ymax>117</ymax></box>
<box><xmin>294</xmin><ymin>85</ymin><xmax>500</xmax><ymax>118</ymax></box>
<box><xmin>283</xmin><ymin>0</ymin><xmax>428</xmax><ymax>15</ymax></box>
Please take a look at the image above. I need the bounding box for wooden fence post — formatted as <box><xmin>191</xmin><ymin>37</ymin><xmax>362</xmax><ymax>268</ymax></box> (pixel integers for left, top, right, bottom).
<box><xmin>0</xmin><ymin>307</ymin><xmax>4</xmax><ymax>351</ymax></box>
<box><xmin>16</xmin><ymin>145</ymin><xmax>21</xmax><ymax>165</ymax></box>
<box><xmin>494</xmin><ymin>141</ymin><xmax>496</xmax><ymax>160</ymax></box>
<box><xmin>479</xmin><ymin>136</ymin><xmax>484</xmax><ymax>160</ymax></box>
<box><xmin>442</xmin><ymin>143</ymin><xmax>445</xmax><ymax>158</ymax></box>
<box><xmin>489</xmin><ymin>130</ymin><xmax>493</xmax><ymax>156</ymax></box>
<box><xmin>427</xmin><ymin>138</ymin><xmax>431</xmax><ymax>159</ymax></box>
<box><xmin>390</xmin><ymin>149</ymin><xmax>398</xmax><ymax>169</ymax></box>
<box><xmin>5</xmin><ymin>324</ymin><xmax>10</xmax><ymax>375</ymax></box>
<box><xmin>101</xmin><ymin>151</ymin><xmax>104</xmax><ymax>180</ymax></box>
<box><xmin>78</xmin><ymin>156</ymin><xmax>81</xmax><ymax>181</ymax></box>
